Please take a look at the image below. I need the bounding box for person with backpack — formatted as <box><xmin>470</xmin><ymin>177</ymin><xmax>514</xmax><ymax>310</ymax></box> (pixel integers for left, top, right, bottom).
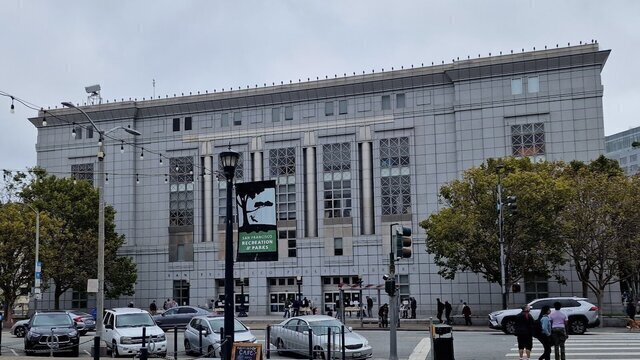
<box><xmin>514</xmin><ymin>304</ymin><xmax>535</xmax><ymax>360</ymax></box>
<box><xmin>536</xmin><ymin>305</ymin><xmax>552</xmax><ymax>360</ymax></box>
<box><xmin>549</xmin><ymin>302</ymin><xmax>568</xmax><ymax>360</ymax></box>
<box><xmin>462</xmin><ymin>302</ymin><xmax>472</xmax><ymax>325</ymax></box>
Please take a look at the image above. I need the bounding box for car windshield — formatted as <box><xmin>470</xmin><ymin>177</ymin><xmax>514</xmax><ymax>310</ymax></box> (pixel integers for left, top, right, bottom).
<box><xmin>309</xmin><ymin>319</ymin><xmax>350</xmax><ymax>335</ymax></box>
<box><xmin>116</xmin><ymin>313</ymin><xmax>155</xmax><ymax>327</ymax></box>
<box><xmin>32</xmin><ymin>314</ymin><xmax>73</xmax><ymax>327</ymax></box>
<box><xmin>208</xmin><ymin>319</ymin><xmax>247</xmax><ymax>333</ymax></box>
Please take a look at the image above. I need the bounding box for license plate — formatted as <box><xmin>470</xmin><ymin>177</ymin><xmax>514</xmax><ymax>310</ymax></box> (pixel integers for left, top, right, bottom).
<box><xmin>354</xmin><ymin>352</ymin><xmax>360</xmax><ymax>357</ymax></box>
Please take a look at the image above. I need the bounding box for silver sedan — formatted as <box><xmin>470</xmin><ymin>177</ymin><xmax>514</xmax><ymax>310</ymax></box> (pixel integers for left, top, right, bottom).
<box><xmin>270</xmin><ymin>315</ymin><xmax>372</xmax><ymax>359</ymax></box>
<box><xmin>183</xmin><ymin>315</ymin><xmax>257</xmax><ymax>357</ymax></box>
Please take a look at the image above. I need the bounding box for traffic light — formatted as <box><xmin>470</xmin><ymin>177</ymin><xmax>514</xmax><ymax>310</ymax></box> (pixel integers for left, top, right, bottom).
<box><xmin>396</xmin><ymin>226</ymin><xmax>412</xmax><ymax>258</ymax></box>
<box><xmin>385</xmin><ymin>279</ymin><xmax>396</xmax><ymax>296</ymax></box>
<box><xmin>506</xmin><ymin>196</ymin><xmax>517</xmax><ymax>216</ymax></box>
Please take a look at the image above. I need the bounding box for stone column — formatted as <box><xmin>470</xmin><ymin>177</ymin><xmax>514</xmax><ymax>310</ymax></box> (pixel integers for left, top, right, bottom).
<box><xmin>305</xmin><ymin>146</ymin><xmax>317</xmax><ymax>237</ymax></box>
<box><xmin>203</xmin><ymin>154</ymin><xmax>213</xmax><ymax>242</ymax></box>
<box><xmin>361</xmin><ymin>141</ymin><xmax>374</xmax><ymax>235</ymax></box>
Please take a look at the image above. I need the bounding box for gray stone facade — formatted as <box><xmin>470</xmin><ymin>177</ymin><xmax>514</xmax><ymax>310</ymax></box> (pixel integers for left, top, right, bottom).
<box><xmin>605</xmin><ymin>126</ymin><xmax>640</xmax><ymax>176</ymax></box>
<box><xmin>30</xmin><ymin>43</ymin><xmax>618</xmax><ymax>316</ymax></box>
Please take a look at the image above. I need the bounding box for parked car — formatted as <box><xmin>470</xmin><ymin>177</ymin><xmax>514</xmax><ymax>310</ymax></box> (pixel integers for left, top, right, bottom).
<box><xmin>488</xmin><ymin>297</ymin><xmax>600</xmax><ymax>335</ymax></box>
<box><xmin>11</xmin><ymin>318</ymin><xmax>30</xmax><ymax>337</ymax></box>
<box><xmin>67</xmin><ymin>310</ymin><xmax>96</xmax><ymax>335</ymax></box>
<box><xmin>270</xmin><ymin>315</ymin><xmax>373</xmax><ymax>359</ymax></box>
<box><xmin>183</xmin><ymin>315</ymin><xmax>256</xmax><ymax>357</ymax></box>
<box><xmin>153</xmin><ymin>305</ymin><xmax>210</xmax><ymax>330</ymax></box>
<box><xmin>24</xmin><ymin>311</ymin><xmax>80</xmax><ymax>356</ymax></box>
<box><xmin>103</xmin><ymin>307</ymin><xmax>167</xmax><ymax>357</ymax></box>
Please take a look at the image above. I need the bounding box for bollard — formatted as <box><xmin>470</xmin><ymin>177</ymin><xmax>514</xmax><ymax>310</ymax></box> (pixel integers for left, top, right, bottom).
<box><xmin>341</xmin><ymin>325</ymin><xmax>345</xmax><ymax>360</ymax></box>
<box><xmin>266</xmin><ymin>326</ymin><xmax>271</xmax><ymax>359</ymax></box>
<box><xmin>199</xmin><ymin>324</ymin><xmax>203</xmax><ymax>355</ymax></box>
<box><xmin>308</xmin><ymin>327</ymin><xmax>313</xmax><ymax>360</ymax></box>
<box><xmin>140</xmin><ymin>327</ymin><xmax>148</xmax><ymax>360</ymax></box>
<box><xmin>327</xmin><ymin>327</ymin><xmax>332</xmax><ymax>360</ymax></box>
<box><xmin>93</xmin><ymin>335</ymin><xmax>100</xmax><ymax>360</ymax></box>
<box><xmin>173</xmin><ymin>326</ymin><xmax>178</xmax><ymax>360</ymax></box>
<box><xmin>0</xmin><ymin>319</ymin><xmax>3</xmax><ymax>356</ymax></box>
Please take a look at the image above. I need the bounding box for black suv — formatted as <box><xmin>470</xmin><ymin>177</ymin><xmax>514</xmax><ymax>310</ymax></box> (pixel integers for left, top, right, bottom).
<box><xmin>24</xmin><ymin>311</ymin><xmax>80</xmax><ymax>356</ymax></box>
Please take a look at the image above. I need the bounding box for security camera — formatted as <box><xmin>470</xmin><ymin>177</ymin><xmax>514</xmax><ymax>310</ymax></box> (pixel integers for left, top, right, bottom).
<box><xmin>382</xmin><ymin>274</ymin><xmax>390</xmax><ymax>281</ymax></box>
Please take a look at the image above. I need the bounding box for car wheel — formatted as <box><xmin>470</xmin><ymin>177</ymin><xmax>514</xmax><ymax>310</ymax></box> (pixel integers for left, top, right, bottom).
<box><xmin>503</xmin><ymin>318</ymin><xmax>517</xmax><ymax>335</ymax></box>
<box><xmin>313</xmin><ymin>346</ymin><xmax>326</xmax><ymax>359</ymax></box>
<box><xmin>111</xmin><ymin>341</ymin><xmax>119</xmax><ymax>358</ymax></box>
<box><xmin>157</xmin><ymin>351</ymin><xmax>167</xmax><ymax>358</ymax></box>
<box><xmin>569</xmin><ymin>318</ymin><xmax>586</xmax><ymax>335</ymax></box>
<box><xmin>184</xmin><ymin>339</ymin><xmax>192</xmax><ymax>355</ymax></box>
<box><xmin>15</xmin><ymin>326</ymin><xmax>26</xmax><ymax>338</ymax></box>
<box><xmin>276</xmin><ymin>338</ymin><xmax>286</xmax><ymax>355</ymax></box>
<box><xmin>207</xmin><ymin>346</ymin><xmax>215</xmax><ymax>357</ymax></box>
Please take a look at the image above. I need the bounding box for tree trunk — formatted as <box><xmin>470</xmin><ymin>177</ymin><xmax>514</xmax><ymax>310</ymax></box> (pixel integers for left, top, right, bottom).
<box><xmin>54</xmin><ymin>284</ymin><xmax>64</xmax><ymax>310</ymax></box>
<box><xmin>596</xmin><ymin>290</ymin><xmax>604</xmax><ymax>328</ymax></box>
<box><xmin>582</xmin><ymin>281</ymin><xmax>590</xmax><ymax>298</ymax></box>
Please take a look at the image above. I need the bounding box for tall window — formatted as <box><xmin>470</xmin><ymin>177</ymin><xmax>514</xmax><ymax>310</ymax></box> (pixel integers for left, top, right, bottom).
<box><xmin>524</xmin><ymin>274</ymin><xmax>549</xmax><ymax>303</ymax></box>
<box><xmin>334</xmin><ymin>237</ymin><xmax>343</xmax><ymax>256</ymax></box>
<box><xmin>511</xmin><ymin>78</ymin><xmax>523</xmax><ymax>95</ymax></box>
<box><xmin>325</xmin><ymin>101</ymin><xmax>334</xmax><ymax>116</ymax></box>
<box><xmin>511</xmin><ymin>123</ymin><xmax>545</xmax><ymax>158</ymax></box>
<box><xmin>396</xmin><ymin>93</ymin><xmax>406</xmax><ymax>108</ymax></box>
<box><xmin>184</xmin><ymin>117</ymin><xmax>192</xmax><ymax>130</ymax></box>
<box><xmin>285</xmin><ymin>106</ymin><xmax>293</xmax><ymax>121</ymax></box>
<box><xmin>218</xmin><ymin>154</ymin><xmax>244</xmax><ymax>223</ymax></box>
<box><xmin>71</xmin><ymin>163</ymin><xmax>94</xmax><ymax>185</ymax></box>
<box><xmin>221</xmin><ymin>113</ymin><xmax>229</xmax><ymax>127</ymax></box>
<box><xmin>233</xmin><ymin>112</ymin><xmax>242</xmax><ymax>126</ymax></box>
<box><xmin>169</xmin><ymin>157</ymin><xmax>194</xmax><ymax>226</ymax></box>
<box><xmin>173</xmin><ymin>118</ymin><xmax>180</xmax><ymax>131</ymax></box>
<box><xmin>269</xmin><ymin>148</ymin><xmax>296</xmax><ymax>220</ymax></box>
<box><xmin>381</xmin><ymin>95</ymin><xmax>391</xmax><ymax>110</ymax></box>
<box><xmin>71</xmin><ymin>290</ymin><xmax>87</xmax><ymax>308</ymax></box>
<box><xmin>380</xmin><ymin>137</ymin><xmax>412</xmax><ymax>215</ymax></box>
<box><xmin>339</xmin><ymin>100</ymin><xmax>348</xmax><ymax>115</ymax></box>
<box><xmin>527</xmin><ymin>76</ymin><xmax>539</xmax><ymax>93</ymax></box>
<box><xmin>280</xmin><ymin>229</ymin><xmax>297</xmax><ymax>257</ymax></box>
<box><xmin>272</xmin><ymin>108</ymin><xmax>280</xmax><ymax>122</ymax></box>
<box><xmin>322</xmin><ymin>143</ymin><xmax>352</xmax><ymax>218</ymax></box>
<box><xmin>173</xmin><ymin>280</ymin><xmax>190</xmax><ymax>306</ymax></box>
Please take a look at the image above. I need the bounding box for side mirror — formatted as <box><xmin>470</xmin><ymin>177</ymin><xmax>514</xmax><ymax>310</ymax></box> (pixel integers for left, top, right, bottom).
<box><xmin>105</xmin><ymin>324</ymin><xmax>113</xmax><ymax>330</ymax></box>
<box><xmin>348</xmin><ymin>326</ymin><xmax>353</xmax><ymax>331</ymax></box>
<box><xmin>303</xmin><ymin>331</ymin><xmax>309</xmax><ymax>335</ymax></box>
<box><xmin>200</xmin><ymin>329</ymin><xmax>209</xmax><ymax>336</ymax></box>
<box><xmin>246</xmin><ymin>327</ymin><xmax>250</xmax><ymax>331</ymax></box>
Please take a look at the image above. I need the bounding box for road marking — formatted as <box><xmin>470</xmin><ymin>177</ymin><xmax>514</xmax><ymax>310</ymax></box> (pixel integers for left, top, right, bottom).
<box><xmin>408</xmin><ymin>337</ymin><xmax>431</xmax><ymax>360</ymax></box>
<box><xmin>84</xmin><ymin>350</ymin><xmax>92</xmax><ymax>355</ymax></box>
<box><xmin>10</xmin><ymin>349</ymin><xmax>17</xmax><ymax>356</ymax></box>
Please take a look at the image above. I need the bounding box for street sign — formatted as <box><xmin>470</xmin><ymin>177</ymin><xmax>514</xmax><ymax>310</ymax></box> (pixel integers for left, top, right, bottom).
<box><xmin>87</xmin><ymin>279</ymin><xmax>98</xmax><ymax>293</ymax></box>
<box><xmin>36</xmin><ymin>261</ymin><xmax>42</xmax><ymax>272</ymax></box>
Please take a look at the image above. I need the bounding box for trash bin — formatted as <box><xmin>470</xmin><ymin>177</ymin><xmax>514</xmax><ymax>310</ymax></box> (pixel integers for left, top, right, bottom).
<box><xmin>432</xmin><ymin>324</ymin><xmax>454</xmax><ymax>360</ymax></box>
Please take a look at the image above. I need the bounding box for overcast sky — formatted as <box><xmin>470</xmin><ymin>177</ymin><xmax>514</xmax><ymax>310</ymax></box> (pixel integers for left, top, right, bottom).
<box><xmin>1</xmin><ymin>0</ymin><xmax>639</xmax><ymax>172</ymax></box>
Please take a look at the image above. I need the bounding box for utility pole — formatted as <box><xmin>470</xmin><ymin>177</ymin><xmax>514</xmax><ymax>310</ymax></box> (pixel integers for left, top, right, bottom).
<box><xmin>388</xmin><ymin>223</ymin><xmax>398</xmax><ymax>360</ymax></box>
<box><xmin>496</xmin><ymin>164</ymin><xmax>507</xmax><ymax>310</ymax></box>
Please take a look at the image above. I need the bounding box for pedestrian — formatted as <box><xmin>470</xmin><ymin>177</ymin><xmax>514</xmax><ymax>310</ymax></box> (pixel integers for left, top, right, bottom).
<box><xmin>436</xmin><ymin>298</ymin><xmax>445</xmax><ymax>323</ymax></box>
<box><xmin>462</xmin><ymin>302</ymin><xmax>472</xmax><ymax>326</ymax></box>
<box><xmin>379</xmin><ymin>304</ymin><xmax>389</xmax><ymax>328</ymax></box>
<box><xmin>410</xmin><ymin>297</ymin><xmax>417</xmax><ymax>319</ymax></box>
<box><xmin>514</xmin><ymin>304</ymin><xmax>534</xmax><ymax>360</ymax></box>
<box><xmin>549</xmin><ymin>302</ymin><xmax>568</xmax><ymax>360</ymax></box>
<box><xmin>170</xmin><ymin>298</ymin><xmax>178</xmax><ymax>308</ymax></box>
<box><xmin>367</xmin><ymin>296</ymin><xmax>374</xmax><ymax>318</ymax></box>
<box><xmin>149</xmin><ymin>300</ymin><xmax>157</xmax><ymax>315</ymax></box>
<box><xmin>163</xmin><ymin>299</ymin><xmax>170</xmax><ymax>310</ymax></box>
<box><xmin>444</xmin><ymin>300</ymin><xmax>452</xmax><ymax>324</ymax></box>
<box><xmin>292</xmin><ymin>298</ymin><xmax>301</xmax><ymax>317</ymax></box>
<box><xmin>283</xmin><ymin>298</ymin><xmax>291</xmax><ymax>318</ymax></box>
<box><xmin>128</xmin><ymin>301</ymin><xmax>134</xmax><ymax>308</ymax></box>
<box><xmin>537</xmin><ymin>305</ymin><xmax>552</xmax><ymax>360</ymax></box>
<box><xmin>626</xmin><ymin>299</ymin><xmax>636</xmax><ymax>320</ymax></box>
<box><xmin>335</xmin><ymin>298</ymin><xmax>341</xmax><ymax>320</ymax></box>
<box><xmin>401</xmin><ymin>300</ymin><xmax>409</xmax><ymax>319</ymax></box>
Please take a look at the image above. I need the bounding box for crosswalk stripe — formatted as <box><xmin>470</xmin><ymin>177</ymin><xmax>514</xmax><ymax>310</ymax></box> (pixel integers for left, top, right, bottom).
<box><xmin>505</xmin><ymin>333</ymin><xmax>640</xmax><ymax>359</ymax></box>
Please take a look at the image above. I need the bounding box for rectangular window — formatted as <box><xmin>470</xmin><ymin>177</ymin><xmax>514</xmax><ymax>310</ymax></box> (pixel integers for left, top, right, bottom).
<box><xmin>524</xmin><ymin>274</ymin><xmax>549</xmax><ymax>303</ymax></box>
<box><xmin>221</xmin><ymin>113</ymin><xmax>229</xmax><ymax>127</ymax></box>
<box><xmin>334</xmin><ymin>237</ymin><xmax>343</xmax><ymax>256</ymax></box>
<box><xmin>173</xmin><ymin>280</ymin><xmax>190</xmax><ymax>306</ymax></box>
<box><xmin>381</xmin><ymin>95</ymin><xmax>391</xmax><ymax>110</ymax></box>
<box><xmin>87</xmin><ymin>127</ymin><xmax>93</xmax><ymax>139</ymax></box>
<box><xmin>285</xmin><ymin>106</ymin><xmax>293</xmax><ymax>121</ymax></box>
<box><xmin>280</xmin><ymin>229</ymin><xmax>297</xmax><ymax>257</ymax></box>
<box><xmin>71</xmin><ymin>163</ymin><xmax>94</xmax><ymax>185</ymax></box>
<box><xmin>339</xmin><ymin>100</ymin><xmax>348</xmax><ymax>115</ymax></box>
<box><xmin>71</xmin><ymin>290</ymin><xmax>88</xmax><ymax>309</ymax></box>
<box><xmin>74</xmin><ymin>126</ymin><xmax>83</xmax><ymax>140</ymax></box>
<box><xmin>173</xmin><ymin>118</ymin><xmax>180</xmax><ymax>131</ymax></box>
<box><xmin>270</xmin><ymin>148</ymin><xmax>296</xmax><ymax>220</ymax></box>
<box><xmin>380</xmin><ymin>137</ymin><xmax>412</xmax><ymax>215</ymax></box>
<box><xmin>511</xmin><ymin>123</ymin><xmax>545</xmax><ymax>158</ymax></box>
<box><xmin>272</xmin><ymin>108</ymin><xmax>280</xmax><ymax>122</ymax></box>
<box><xmin>169</xmin><ymin>157</ymin><xmax>194</xmax><ymax>226</ymax></box>
<box><xmin>323</xmin><ymin>143</ymin><xmax>352</xmax><ymax>218</ymax></box>
<box><xmin>396</xmin><ymin>93</ymin><xmax>406</xmax><ymax>108</ymax></box>
<box><xmin>528</xmin><ymin>76</ymin><xmax>539</xmax><ymax>93</ymax></box>
<box><xmin>176</xmin><ymin>244</ymin><xmax>185</xmax><ymax>261</ymax></box>
<box><xmin>184</xmin><ymin>117</ymin><xmax>192</xmax><ymax>130</ymax></box>
<box><xmin>325</xmin><ymin>101</ymin><xmax>334</xmax><ymax>116</ymax></box>
<box><xmin>630</xmin><ymin>154</ymin><xmax>637</xmax><ymax>163</ymax></box>
<box><xmin>511</xmin><ymin>78</ymin><xmax>523</xmax><ymax>95</ymax></box>
<box><xmin>233</xmin><ymin>112</ymin><xmax>242</xmax><ymax>126</ymax></box>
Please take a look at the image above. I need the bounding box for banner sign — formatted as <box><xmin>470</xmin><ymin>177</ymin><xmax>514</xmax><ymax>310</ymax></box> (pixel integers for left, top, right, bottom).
<box><xmin>235</xmin><ymin>180</ymin><xmax>278</xmax><ymax>262</ymax></box>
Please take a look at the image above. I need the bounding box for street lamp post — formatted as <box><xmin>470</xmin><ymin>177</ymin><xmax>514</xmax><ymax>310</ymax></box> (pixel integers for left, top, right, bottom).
<box><xmin>61</xmin><ymin>102</ymin><xmax>141</xmax><ymax>358</ymax></box>
<box><xmin>358</xmin><ymin>274</ymin><xmax>363</xmax><ymax>327</ymax></box>
<box><xmin>238</xmin><ymin>277</ymin><xmax>247</xmax><ymax>317</ymax></box>
<box><xmin>496</xmin><ymin>164</ymin><xmax>508</xmax><ymax>310</ymax></box>
<box><xmin>220</xmin><ymin>148</ymin><xmax>240</xmax><ymax>360</ymax></box>
<box><xmin>24</xmin><ymin>204</ymin><xmax>40</xmax><ymax>313</ymax></box>
<box><xmin>296</xmin><ymin>275</ymin><xmax>302</xmax><ymax>302</ymax></box>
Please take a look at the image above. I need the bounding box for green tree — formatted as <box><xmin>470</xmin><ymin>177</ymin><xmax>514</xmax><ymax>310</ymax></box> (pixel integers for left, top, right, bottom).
<box><xmin>20</xmin><ymin>172</ymin><xmax>137</xmax><ymax>308</ymax></box>
<box><xmin>420</xmin><ymin>157</ymin><xmax>570</xmax><ymax>305</ymax></box>
<box><xmin>560</xmin><ymin>156</ymin><xmax>640</xmax><ymax>314</ymax></box>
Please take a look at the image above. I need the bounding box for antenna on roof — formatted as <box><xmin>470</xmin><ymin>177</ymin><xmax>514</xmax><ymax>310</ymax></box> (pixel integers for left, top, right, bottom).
<box><xmin>85</xmin><ymin>84</ymin><xmax>102</xmax><ymax>105</ymax></box>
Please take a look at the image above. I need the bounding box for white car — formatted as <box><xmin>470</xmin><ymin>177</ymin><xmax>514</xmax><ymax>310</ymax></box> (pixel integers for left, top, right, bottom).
<box><xmin>183</xmin><ymin>315</ymin><xmax>256</xmax><ymax>357</ymax></box>
<box><xmin>488</xmin><ymin>297</ymin><xmax>600</xmax><ymax>335</ymax></box>
<box><xmin>10</xmin><ymin>319</ymin><xmax>29</xmax><ymax>337</ymax></box>
<box><xmin>270</xmin><ymin>315</ymin><xmax>373</xmax><ymax>359</ymax></box>
<box><xmin>103</xmin><ymin>308</ymin><xmax>167</xmax><ymax>357</ymax></box>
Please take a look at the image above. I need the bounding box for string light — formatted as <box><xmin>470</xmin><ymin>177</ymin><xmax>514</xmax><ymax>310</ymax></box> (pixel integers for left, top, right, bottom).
<box><xmin>136</xmin><ymin>174</ymin><xmax>140</xmax><ymax>184</ymax></box>
<box><xmin>164</xmin><ymin>174</ymin><xmax>168</xmax><ymax>183</ymax></box>
<box><xmin>105</xmin><ymin>173</ymin><xmax>109</xmax><ymax>183</ymax></box>
<box><xmin>120</xmin><ymin>141</ymin><xmax>124</xmax><ymax>153</ymax></box>
<box><xmin>71</xmin><ymin>126</ymin><xmax>76</xmax><ymax>138</ymax></box>
<box><xmin>98</xmin><ymin>137</ymin><xmax>103</xmax><ymax>147</ymax></box>
<box><xmin>42</xmin><ymin>114</ymin><xmax>47</xmax><ymax>126</ymax></box>
<box><xmin>140</xmin><ymin>148</ymin><xmax>144</xmax><ymax>160</ymax></box>
<box><xmin>10</xmin><ymin>97</ymin><xmax>15</xmax><ymax>113</ymax></box>
<box><xmin>159</xmin><ymin>155</ymin><xmax>163</xmax><ymax>165</ymax></box>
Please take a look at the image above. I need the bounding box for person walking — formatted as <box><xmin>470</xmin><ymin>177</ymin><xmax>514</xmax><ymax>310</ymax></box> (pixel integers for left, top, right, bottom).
<box><xmin>283</xmin><ymin>298</ymin><xmax>291</xmax><ymax>318</ymax></box>
<box><xmin>335</xmin><ymin>298</ymin><xmax>342</xmax><ymax>320</ymax></box>
<box><xmin>436</xmin><ymin>298</ymin><xmax>445</xmax><ymax>323</ymax></box>
<box><xmin>367</xmin><ymin>296</ymin><xmax>374</xmax><ymax>318</ymax></box>
<box><xmin>626</xmin><ymin>299</ymin><xmax>636</xmax><ymax>320</ymax></box>
<box><xmin>462</xmin><ymin>302</ymin><xmax>472</xmax><ymax>326</ymax></box>
<box><xmin>514</xmin><ymin>304</ymin><xmax>535</xmax><ymax>360</ymax></box>
<box><xmin>444</xmin><ymin>300</ymin><xmax>453</xmax><ymax>324</ymax></box>
<box><xmin>537</xmin><ymin>305</ymin><xmax>552</xmax><ymax>360</ymax></box>
<box><xmin>549</xmin><ymin>301</ymin><xmax>568</xmax><ymax>360</ymax></box>
<box><xmin>149</xmin><ymin>300</ymin><xmax>157</xmax><ymax>315</ymax></box>
<box><xmin>379</xmin><ymin>304</ymin><xmax>389</xmax><ymax>328</ymax></box>
<box><xmin>163</xmin><ymin>299</ymin><xmax>170</xmax><ymax>310</ymax></box>
<box><xmin>292</xmin><ymin>298</ymin><xmax>301</xmax><ymax>317</ymax></box>
<box><xmin>410</xmin><ymin>297</ymin><xmax>417</xmax><ymax>319</ymax></box>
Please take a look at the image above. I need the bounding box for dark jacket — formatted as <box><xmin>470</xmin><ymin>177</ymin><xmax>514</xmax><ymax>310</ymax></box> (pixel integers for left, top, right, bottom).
<box><xmin>514</xmin><ymin>310</ymin><xmax>535</xmax><ymax>336</ymax></box>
